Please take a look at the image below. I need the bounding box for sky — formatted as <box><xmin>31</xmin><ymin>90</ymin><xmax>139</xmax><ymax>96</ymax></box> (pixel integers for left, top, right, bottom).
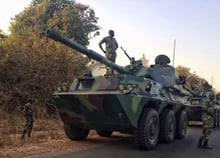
<box><xmin>0</xmin><ymin>0</ymin><xmax>30</xmax><ymax>33</ymax></box>
<box><xmin>0</xmin><ymin>0</ymin><xmax>220</xmax><ymax>92</ymax></box>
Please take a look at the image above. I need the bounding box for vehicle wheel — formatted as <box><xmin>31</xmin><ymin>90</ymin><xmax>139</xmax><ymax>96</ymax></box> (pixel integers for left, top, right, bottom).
<box><xmin>64</xmin><ymin>124</ymin><xmax>89</xmax><ymax>140</ymax></box>
<box><xmin>136</xmin><ymin>108</ymin><xmax>159</xmax><ymax>150</ymax></box>
<box><xmin>96</xmin><ymin>130</ymin><xmax>113</xmax><ymax>137</ymax></box>
<box><xmin>159</xmin><ymin>109</ymin><xmax>176</xmax><ymax>143</ymax></box>
<box><xmin>175</xmin><ymin>110</ymin><xmax>187</xmax><ymax>139</ymax></box>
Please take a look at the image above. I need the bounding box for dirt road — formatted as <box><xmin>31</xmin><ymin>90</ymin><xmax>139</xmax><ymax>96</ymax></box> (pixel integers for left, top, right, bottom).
<box><xmin>1</xmin><ymin>126</ymin><xmax>219</xmax><ymax>158</ymax></box>
<box><xmin>39</xmin><ymin>126</ymin><xmax>220</xmax><ymax>158</ymax></box>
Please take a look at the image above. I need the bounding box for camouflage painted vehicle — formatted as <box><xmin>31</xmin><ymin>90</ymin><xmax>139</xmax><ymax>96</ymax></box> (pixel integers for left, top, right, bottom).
<box><xmin>46</xmin><ymin>28</ymin><xmax>191</xmax><ymax>150</ymax></box>
<box><xmin>187</xmin><ymin>89</ymin><xmax>220</xmax><ymax>128</ymax></box>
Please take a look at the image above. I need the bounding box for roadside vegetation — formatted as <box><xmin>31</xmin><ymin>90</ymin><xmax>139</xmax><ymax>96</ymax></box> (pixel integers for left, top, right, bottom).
<box><xmin>0</xmin><ymin>0</ymin><xmax>99</xmax><ymax>148</ymax></box>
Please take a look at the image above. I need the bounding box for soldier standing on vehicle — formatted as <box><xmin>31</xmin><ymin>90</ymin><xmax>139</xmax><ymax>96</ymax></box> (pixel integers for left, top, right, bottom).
<box><xmin>21</xmin><ymin>101</ymin><xmax>34</xmax><ymax>140</ymax></box>
<box><xmin>99</xmin><ymin>30</ymin><xmax>118</xmax><ymax>74</ymax></box>
<box><xmin>197</xmin><ymin>92</ymin><xmax>215</xmax><ymax>149</ymax></box>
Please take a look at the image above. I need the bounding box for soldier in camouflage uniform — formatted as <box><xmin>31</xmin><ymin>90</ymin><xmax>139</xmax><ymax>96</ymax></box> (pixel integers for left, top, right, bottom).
<box><xmin>99</xmin><ymin>30</ymin><xmax>118</xmax><ymax>75</ymax></box>
<box><xmin>21</xmin><ymin>102</ymin><xmax>34</xmax><ymax>140</ymax></box>
<box><xmin>197</xmin><ymin>92</ymin><xmax>215</xmax><ymax>149</ymax></box>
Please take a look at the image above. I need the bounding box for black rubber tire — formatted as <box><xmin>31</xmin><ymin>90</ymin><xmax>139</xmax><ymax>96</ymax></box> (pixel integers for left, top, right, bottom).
<box><xmin>159</xmin><ymin>109</ymin><xmax>176</xmax><ymax>143</ymax></box>
<box><xmin>96</xmin><ymin>130</ymin><xmax>113</xmax><ymax>137</ymax></box>
<box><xmin>175</xmin><ymin>110</ymin><xmax>187</xmax><ymax>139</ymax></box>
<box><xmin>64</xmin><ymin>124</ymin><xmax>89</xmax><ymax>141</ymax></box>
<box><xmin>136</xmin><ymin>108</ymin><xmax>159</xmax><ymax>150</ymax></box>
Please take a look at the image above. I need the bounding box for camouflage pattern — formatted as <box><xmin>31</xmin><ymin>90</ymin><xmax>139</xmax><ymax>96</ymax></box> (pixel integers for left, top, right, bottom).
<box><xmin>197</xmin><ymin>95</ymin><xmax>214</xmax><ymax>149</ymax></box>
<box><xmin>46</xmin><ymin>28</ymin><xmax>192</xmax><ymax>150</ymax></box>
<box><xmin>21</xmin><ymin>102</ymin><xmax>34</xmax><ymax>140</ymax></box>
<box><xmin>105</xmin><ymin>53</ymin><xmax>117</xmax><ymax>74</ymax></box>
<box><xmin>201</xmin><ymin>100</ymin><xmax>214</xmax><ymax>139</ymax></box>
<box><xmin>99</xmin><ymin>32</ymin><xmax>118</xmax><ymax>58</ymax></box>
<box><xmin>187</xmin><ymin>85</ymin><xmax>220</xmax><ymax>128</ymax></box>
<box><xmin>99</xmin><ymin>30</ymin><xmax>118</xmax><ymax>74</ymax></box>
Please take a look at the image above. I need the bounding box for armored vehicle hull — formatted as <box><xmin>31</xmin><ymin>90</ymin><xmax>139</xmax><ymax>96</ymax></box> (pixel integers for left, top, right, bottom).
<box><xmin>187</xmin><ymin>105</ymin><xmax>203</xmax><ymax>122</ymax></box>
<box><xmin>46</xmin><ymin>28</ymin><xmax>191</xmax><ymax>150</ymax></box>
<box><xmin>54</xmin><ymin>75</ymin><xmax>189</xmax><ymax>150</ymax></box>
<box><xmin>187</xmin><ymin>93</ymin><xmax>220</xmax><ymax>128</ymax></box>
<box><xmin>187</xmin><ymin>103</ymin><xmax>220</xmax><ymax>128</ymax></box>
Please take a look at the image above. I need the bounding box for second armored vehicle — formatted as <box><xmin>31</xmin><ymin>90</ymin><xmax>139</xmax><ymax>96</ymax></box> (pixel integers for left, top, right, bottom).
<box><xmin>46</xmin><ymin>28</ymin><xmax>191</xmax><ymax>150</ymax></box>
<box><xmin>187</xmin><ymin>88</ymin><xmax>220</xmax><ymax>128</ymax></box>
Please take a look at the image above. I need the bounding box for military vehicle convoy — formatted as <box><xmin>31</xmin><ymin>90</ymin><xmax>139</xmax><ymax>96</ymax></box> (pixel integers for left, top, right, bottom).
<box><xmin>187</xmin><ymin>88</ymin><xmax>220</xmax><ymax>128</ymax></box>
<box><xmin>46</xmin><ymin>28</ymin><xmax>192</xmax><ymax>150</ymax></box>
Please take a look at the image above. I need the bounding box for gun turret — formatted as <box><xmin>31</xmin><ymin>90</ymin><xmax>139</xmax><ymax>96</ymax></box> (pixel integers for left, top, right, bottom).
<box><xmin>45</xmin><ymin>28</ymin><xmax>130</xmax><ymax>74</ymax></box>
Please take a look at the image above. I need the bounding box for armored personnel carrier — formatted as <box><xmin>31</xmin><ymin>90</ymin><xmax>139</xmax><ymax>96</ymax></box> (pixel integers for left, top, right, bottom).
<box><xmin>187</xmin><ymin>88</ymin><xmax>220</xmax><ymax>128</ymax></box>
<box><xmin>46</xmin><ymin>28</ymin><xmax>191</xmax><ymax>150</ymax></box>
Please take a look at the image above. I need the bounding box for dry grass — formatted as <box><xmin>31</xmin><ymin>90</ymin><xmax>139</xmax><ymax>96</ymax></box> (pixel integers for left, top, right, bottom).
<box><xmin>0</xmin><ymin>104</ymin><xmax>102</xmax><ymax>158</ymax></box>
<box><xmin>0</xmin><ymin>109</ymin><xmax>65</xmax><ymax>149</ymax></box>
<box><xmin>0</xmin><ymin>109</ymin><xmax>98</xmax><ymax>158</ymax></box>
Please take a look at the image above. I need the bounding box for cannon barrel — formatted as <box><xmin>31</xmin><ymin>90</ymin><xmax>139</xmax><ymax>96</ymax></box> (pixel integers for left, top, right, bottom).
<box><xmin>45</xmin><ymin>28</ymin><xmax>130</xmax><ymax>74</ymax></box>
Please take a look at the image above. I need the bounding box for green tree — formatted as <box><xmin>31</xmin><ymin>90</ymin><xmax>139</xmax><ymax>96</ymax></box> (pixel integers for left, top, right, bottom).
<box><xmin>141</xmin><ymin>54</ymin><xmax>149</xmax><ymax>67</ymax></box>
<box><xmin>0</xmin><ymin>29</ymin><xmax>7</xmax><ymax>40</ymax></box>
<box><xmin>0</xmin><ymin>0</ymin><xmax>100</xmax><ymax>113</ymax></box>
<box><xmin>176</xmin><ymin>65</ymin><xmax>208</xmax><ymax>91</ymax></box>
<box><xmin>176</xmin><ymin>65</ymin><xmax>191</xmax><ymax>77</ymax></box>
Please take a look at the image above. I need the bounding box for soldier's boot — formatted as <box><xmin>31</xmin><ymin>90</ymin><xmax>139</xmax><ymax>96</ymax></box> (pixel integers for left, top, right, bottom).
<box><xmin>203</xmin><ymin>140</ymin><xmax>212</xmax><ymax>149</ymax></box>
<box><xmin>21</xmin><ymin>134</ymin><xmax>25</xmax><ymax>140</ymax></box>
<box><xmin>197</xmin><ymin>136</ymin><xmax>204</xmax><ymax>148</ymax></box>
<box><xmin>21</xmin><ymin>129</ymin><xmax>27</xmax><ymax>140</ymax></box>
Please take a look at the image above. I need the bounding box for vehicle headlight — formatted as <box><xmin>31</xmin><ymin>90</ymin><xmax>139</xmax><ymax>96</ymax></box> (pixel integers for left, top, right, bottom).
<box><xmin>127</xmin><ymin>84</ymin><xmax>133</xmax><ymax>91</ymax></box>
<box><xmin>57</xmin><ymin>86</ymin><xmax>62</xmax><ymax>92</ymax></box>
<box><xmin>119</xmin><ymin>84</ymin><xmax>133</xmax><ymax>94</ymax></box>
<box><xmin>119</xmin><ymin>84</ymin><xmax>124</xmax><ymax>91</ymax></box>
<box><xmin>61</xmin><ymin>85</ymin><xmax>68</xmax><ymax>91</ymax></box>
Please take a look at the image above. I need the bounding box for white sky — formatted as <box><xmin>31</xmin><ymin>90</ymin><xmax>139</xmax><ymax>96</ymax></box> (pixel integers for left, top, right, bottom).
<box><xmin>0</xmin><ymin>0</ymin><xmax>30</xmax><ymax>33</ymax></box>
<box><xmin>0</xmin><ymin>0</ymin><xmax>220</xmax><ymax>91</ymax></box>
